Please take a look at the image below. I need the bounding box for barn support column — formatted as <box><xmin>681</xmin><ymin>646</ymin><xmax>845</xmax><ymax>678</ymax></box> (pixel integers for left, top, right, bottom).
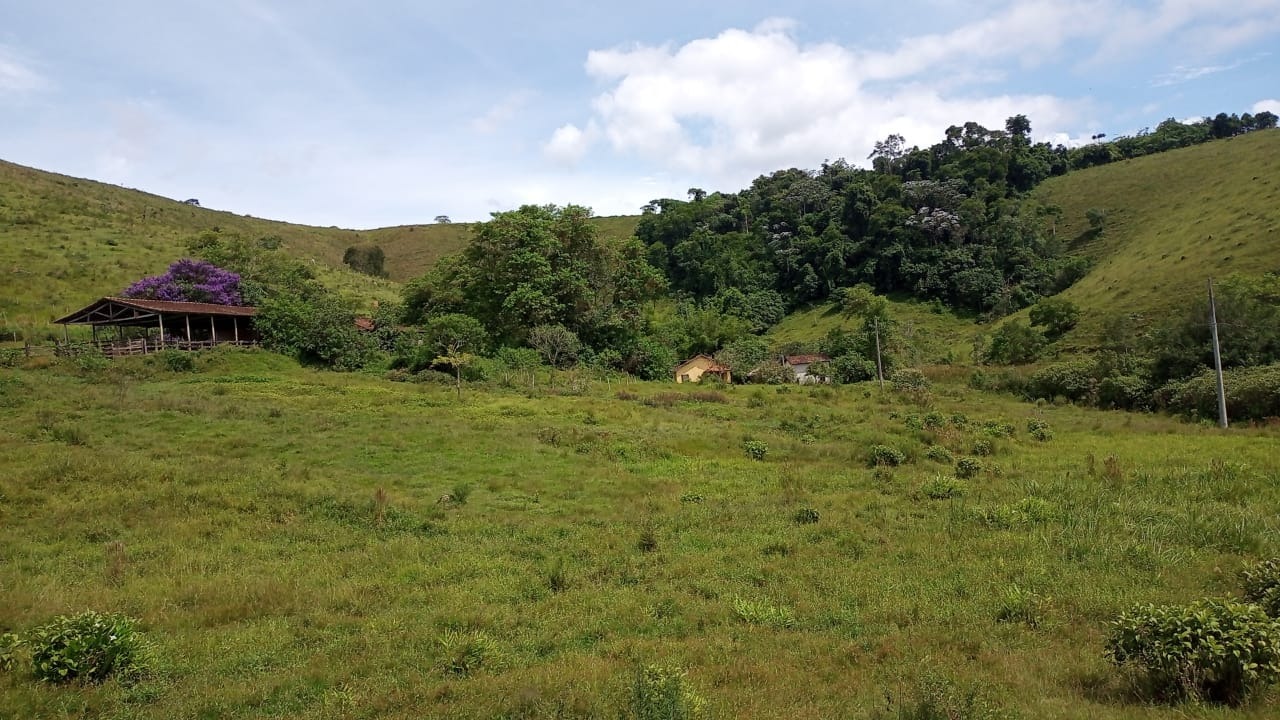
<box><xmin>158</xmin><ymin>315</ymin><xmax>166</xmax><ymax>347</ymax></box>
<box><xmin>210</xmin><ymin>316</ymin><xmax>216</xmax><ymax>343</ymax></box>
<box><xmin>233</xmin><ymin>316</ymin><xmax>239</xmax><ymax>343</ymax></box>
<box><xmin>185</xmin><ymin>315</ymin><xmax>192</xmax><ymax>342</ymax></box>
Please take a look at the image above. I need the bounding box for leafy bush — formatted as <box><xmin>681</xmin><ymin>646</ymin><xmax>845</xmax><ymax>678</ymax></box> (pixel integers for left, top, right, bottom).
<box><xmin>628</xmin><ymin>664</ymin><xmax>706</xmax><ymax>720</ymax></box>
<box><xmin>257</xmin><ymin>293</ymin><xmax>376</xmax><ymax>371</ymax></box>
<box><xmin>1159</xmin><ymin>364</ymin><xmax>1280</xmax><ymax>421</ymax></box>
<box><xmin>732</xmin><ymin>597</ymin><xmax>796</xmax><ymax>628</ymax></box>
<box><xmin>869</xmin><ymin>444</ymin><xmax>906</xmax><ymax>467</ymax></box>
<box><xmin>1029</xmin><ymin>360</ymin><xmax>1096</xmax><ymax>403</ymax></box>
<box><xmin>972</xmin><ymin>439</ymin><xmax>993</xmax><ymax>456</ymax></box>
<box><xmin>1</xmin><ymin>632</ymin><xmax>20</xmax><ymax>672</ymax></box>
<box><xmin>924</xmin><ymin>445</ymin><xmax>954</xmax><ymax>463</ymax></box>
<box><xmin>27</xmin><ymin>611</ymin><xmax>152</xmax><ymax>683</ymax></box>
<box><xmin>1029</xmin><ymin>297</ymin><xmax>1079</xmax><ymax>339</ymax></box>
<box><xmin>151</xmin><ymin>349</ymin><xmax>196</xmax><ymax>373</ymax></box>
<box><xmin>891</xmin><ymin>368</ymin><xmax>931</xmax><ymax>393</ymax></box>
<box><xmin>922</xmin><ymin>411</ymin><xmax>946</xmax><ymax>429</ymax></box>
<box><xmin>984</xmin><ymin>321</ymin><xmax>1046</xmax><ymax>365</ymax></box>
<box><xmin>1242</xmin><ymin>559</ymin><xmax>1280</xmax><ymax>618</ymax></box>
<box><xmin>742</xmin><ymin>440</ymin><xmax>769</xmax><ymax>461</ymax></box>
<box><xmin>830</xmin><ymin>354</ymin><xmax>878</xmax><ymax>384</ymax></box>
<box><xmin>1098</xmin><ymin>374</ymin><xmax>1152</xmax><ymax>411</ymax></box>
<box><xmin>438</xmin><ymin>630</ymin><xmax>502</xmax><ymax>677</ymax></box>
<box><xmin>1105</xmin><ymin>599</ymin><xmax>1280</xmax><ymax>704</ymax></box>
<box><xmin>955</xmin><ymin>458</ymin><xmax>982</xmax><ymax>479</ymax></box>
<box><xmin>1026</xmin><ymin>419</ymin><xmax>1053</xmax><ymax>442</ymax></box>
<box><xmin>921</xmin><ymin>475</ymin><xmax>966</xmax><ymax>499</ymax></box>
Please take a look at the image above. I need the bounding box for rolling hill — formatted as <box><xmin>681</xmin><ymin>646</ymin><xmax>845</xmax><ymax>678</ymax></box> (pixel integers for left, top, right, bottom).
<box><xmin>1032</xmin><ymin>128</ymin><xmax>1280</xmax><ymax>338</ymax></box>
<box><xmin>0</xmin><ymin>159</ymin><xmax>640</xmax><ymax>334</ymax></box>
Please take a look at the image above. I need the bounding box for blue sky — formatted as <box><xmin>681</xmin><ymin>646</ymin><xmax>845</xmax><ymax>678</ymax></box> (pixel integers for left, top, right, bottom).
<box><xmin>1</xmin><ymin>0</ymin><xmax>1277</xmax><ymax>228</ymax></box>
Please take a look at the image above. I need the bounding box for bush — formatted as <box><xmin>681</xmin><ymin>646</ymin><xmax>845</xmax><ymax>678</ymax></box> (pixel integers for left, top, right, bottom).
<box><xmin>1</xmin><ymin>632</ymin><xmax>20</xmax><ymax>672</ymax></box>
<box><xmin>742</xmin><ymin>440</ymin><xmax>769</xmax><ymax>461</ymax></box>
<box><xmin>891</xmin><ymin>368</ymin><xmax>930</xmax><ymax>393</ymax></box>
<box><xmin>924</xmin><ymin>445</ymin><xmax>954</xmax><ymax>463</ymax></box>
<box><xmin>152</xmin><ymin>349</ymin><xmax>195</xmax><ymax>373</ymax></box>
<box><xmin>1029</xmin><ymin>360</ymin><xmax>1096</xmax><ymax>403</ymax></box>
<box><xmin>1029</xmin><ymin>297</ymin><xmax>1080</xmax><ymax>339</ymax></box>
<box><xmin>1159</xmin><ymin>364</ymin><xmax>1280</xmax><ymax>421</ymax></box>
<box><xmin>955</xmin><ymin>457</ymin><xmax>982</xmax><ymax>479</ymax></box>
<box><xmin>1105</xmin><ymin>599</ymin><xmax>1280</xmax><ymax>704</ymax></box>
<box><xmin>984</xmin><ymin>321</ymin><xmax>1046</xmax><ymax>365</ymax></box>
<box><xmin>869</xmin><ymin>444</ymin><xmax>906</xmax><ymax>467</ymax></box>
<box><xmin>27</xmin><ymin>611</ymin><xmax>152</xmax><ymax>683</ymax></box>
<box><xmin>629</xmin><ymin>664</ymin><xmax>706</xmax><ymax>720</ymax></box>
<box><xmin>830</xmin><ymin>354</ymin><xmax>878</xmax><ymax>384</ymax></box>
<box><xmin>972</xmin><ymin>439</ymin><xmax>993</xmax><ymax>456</ymax></box>
<box><xmin>921</xmin><ymin>475</ymin><xmax>966</xmax><ymax>499</ymax></box>
<box><xmin>793</xmin><ymin>508</ymin><xmax>820</xmax><ymax>525</ymax></box>
<box><xmin>1243</xmin><ymin>559</ymin><xmax>1280</xmax><ymax>618</ymax></box>
<box><xmin>1098</xmin><ymin>374</ymin><xmax>1152</xmax><ymax>411</ymax></box>
<box><xmin>1026</xmin><ymin>419</ymin><xmax>1053</xmax><ymax>442</ymax></box>
<box><xmin>995</xmin><ymin>585</ymin><xmax>1047</xmax><ymax>628</ymax></box>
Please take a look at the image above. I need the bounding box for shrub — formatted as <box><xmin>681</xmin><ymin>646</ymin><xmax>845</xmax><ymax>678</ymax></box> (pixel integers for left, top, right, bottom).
<box><xmin>629</xmin><ymin>664</ymin><xmax>706</xmax><ymax>720</ymax></box>
<box><xmin>984</xmin><ymin>320</ymin><xmax>1046</xmax><ymax>365</ymax></box>
<box><xmin>1242</xmin><ymin>559</ymin><xmax>1280</xmax><ymax>618</ymax></box>
<box><xmin>956</xmin><ymin>457</ymin><xmax>982</xmax><ymax>479</ymax></box>
<box><xmin>742</xmin><ymin>440</ymin><xmax>769</xmax><ymax>461</ymax></box>
<box><xmin>972</xmin><ymin>439</ymin><xmax>993</xmax><ymax>456</ymax></box>
<box><xmin>979</xmin><ymin>420</ymin><xmax>1015</xmax><ymax>438</ymax></box>
<box><xmin>450</xmin><ymin>483</ymin><xmax>472</xmax><ymax>505</ymax></box>
<box><xmin>732</xmin><ymin>597</ymin><xmax>796</xmax><ymax>628</ymax></box>
<box><xmin>891</xmin><ymin>368</ymin><xmax>931</xmax><ymax>393</ymax></box>
<box><xmin>1105</xmin><ymin>599</ymin><xmax>1280</xmax><ymax>704</ymax></box>
<box><xmin>1029</xmin><ymin>297</ymin><xmax>1080</xmax><ymax>339</ymax></box>
<box><xmin>1098</xmin><ymin>374</ymin><xmax>1152</xmax><ymax>411</ymax></box>
<box><xmin>1026</xmin><ymin>419</ymin><xmax>1053</xmax><ymax>442</ymax></box>
<box><xmin>1029</xmin><ymin>360</ymin><xmax>1096</xmax><ymax>403</ymax></box>
<box><xmin>922</xmin><ymin>411</ymin><xmax>946</xmax><ymax>429</ymax></box>
<box><xmin>903</xmin><ymin>414</ymin><xmax>924</xmax><ymax>430</ymax></box>
<box><xmin>869</xmin><ymin>444</ymin><xmax>906</xmax><ymax>467</ymax></box>
<box><xmin>921</xmin><ymin>475</ymin><xmax>966</xmax><ymax>500</ymax></box>
<box><xmin>1</xmin><ymin>632</ymin><xmax>20</xmax><ymax>672</ymax></box>
<box><xmin>27</xmin><ymin>611</ymin><xmax>152</xmax><ymax>683</ymax></box>
<box><xmin>438</xmin><ymin>629</ymin><xmax>501</xmax><ymax>677</ymax></box>
<box><xmin>793</xmin><ymin>508</ymin><xmax>820</xmax><ymax>525</ymax></box>
<box><xmin>637</xmin><ymin>525</ymin><xmax>659</xmax><ymax>553</ymax></box>
<box><xmin>152</xmin><ymin>349</ymin><xmax>195</xmax><ymax>372</ymax></box>
<box><xmin>1159</xmin><ymin>364</ymin><xmax>1280</xmax><ymax>421</ymax></box>
<box><xmin>924</xmin><ymin>445</ymin><xmax>954</xmax><ymax>463</ymax></box>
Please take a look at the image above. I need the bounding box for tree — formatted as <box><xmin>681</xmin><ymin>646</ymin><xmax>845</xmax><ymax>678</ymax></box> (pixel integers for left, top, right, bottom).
<box><xmin>715</xmin><ymin>334</ymin><xmax>769</xmax><ymax>376</ymax></box>
<box><xmin>434</xmin><ymin>215</ymin><xmax>452</xmax><ymax>224</ymax></box>
<box><xmin>342</xmin><ymin>244</ymin><xmax>387</xmax><ymax>278</ymax></box>
<box><xmin>838</xmin><ymin>284</ymin><xmax>889</xmax><ymax>323</ymax></box>
<box><xmin>122</xmin><ymin>259</ymin><xmax>243</xmax><ymax>305</ymax></box>
<box><xmin>256</xmin><ymin>292</ymin><xmax>376</xmax><ymax>371</ymax></box>
<box><xmin>869</xmin><ymin>134</ymin><xmax>907</xmax><ymax>175</ymax></box>
<box><xmin>985</xmin><ymin>320</ymin><xmax>1046</xmax><ymax>365</ymax></box>
<box><xmin>528</xmin><ymin>324</ymin><xmax>581</xmax><ymax>368</ymax></box>
<box><xmin>422</xmin><ymin>313</ymin><xmax>488</xmax><ymax>397</ymax></box>
<box><xmin>1029</xmin><ymin>297</ymin><xmax>1080</xmax><ymax>339</ymax></box>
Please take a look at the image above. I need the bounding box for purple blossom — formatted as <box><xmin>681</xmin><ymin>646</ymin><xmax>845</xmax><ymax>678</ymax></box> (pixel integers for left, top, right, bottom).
<box><xmin>122</xmin><ymin>259</ymin><xmax>244</xmax><ymax>305</ymax></box>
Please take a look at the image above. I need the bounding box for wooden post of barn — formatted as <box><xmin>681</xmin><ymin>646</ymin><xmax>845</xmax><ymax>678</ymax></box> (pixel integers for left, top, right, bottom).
<box><xmin>233</xmin><ymin>316</ymin><xmax>239</xmax><ymax>343</ymax></box>
<box><xmin>157</xmin><ymin>314</ymin><xmax>166</xmax><ymax>348</ymax></box>
<box><xmin>184</xmin><ymin>315</ymin><xmax>192</xmax><ymax>343</ymax></box>
<box><xmin>210</xmin><ymin>316</ymin><xmax>216</xmax><ymax>344</ymax></box>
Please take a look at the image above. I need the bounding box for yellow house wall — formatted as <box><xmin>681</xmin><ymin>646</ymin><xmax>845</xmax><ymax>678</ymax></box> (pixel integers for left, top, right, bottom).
<box><xmin>675</xmin><ymin>358</ymin><xmax>713</xmax><ymax>383</ymax></box>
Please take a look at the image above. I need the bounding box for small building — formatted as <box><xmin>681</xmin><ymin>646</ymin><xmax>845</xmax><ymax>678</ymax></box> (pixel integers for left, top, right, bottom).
<box><xmin>784</xmin><ymin>354</ymin><xmax>831</xmax><ymax>384</ymax></box>
<box><xmin>54</xmin><ymin>296</ymin><xmax>258</xmax><ymax>357</ymax></box>
<box><xmin>674</xmin><ymin>354</ymin><xmax>731</xmax><ymax>384</ymax></box>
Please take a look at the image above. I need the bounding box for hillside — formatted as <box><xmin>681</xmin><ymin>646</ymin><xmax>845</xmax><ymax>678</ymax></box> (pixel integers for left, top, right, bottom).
<box><xmin>1033</xmin><ymin>129</ymin><xmax>1280</xmax><ymax>338</ymax></box>
<box><xmin>0</xmin><ymin>158</ymin><xmax>641</xmax><ymax>333</ymax></box>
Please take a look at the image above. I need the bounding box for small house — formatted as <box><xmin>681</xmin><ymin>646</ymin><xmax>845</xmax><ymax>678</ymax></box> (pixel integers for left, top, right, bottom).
<box><xmin>784</xmin><ymin>354</ymin><xmax>831</xmax><ymax>384</ymax></box>
<box><xmin>674</xmin><ymin>354</ymin><xmax>731</xmax><ymax>384</ymax></box>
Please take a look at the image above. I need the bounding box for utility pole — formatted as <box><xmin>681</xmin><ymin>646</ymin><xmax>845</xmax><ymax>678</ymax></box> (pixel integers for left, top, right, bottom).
<box><xmin>874</xmin><ymin>318</ymin><xmax>885</xmax><ymax>390</ymax></box>
<box><xmin>1208</xmin><ymin>278</ymin><xmax>1228</xmax><ymax>429</ymax></box>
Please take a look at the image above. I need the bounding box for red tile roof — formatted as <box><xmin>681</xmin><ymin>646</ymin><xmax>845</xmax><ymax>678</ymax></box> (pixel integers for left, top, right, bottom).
<box><xmin>784</xmin><ymin>354</ymin><xmax>830</xmax><ymax>365</ymax></box>
<box><xmin>55</xmin><ymin>296</ymin><xmax>256</xmax><ymax>324</ymax></box>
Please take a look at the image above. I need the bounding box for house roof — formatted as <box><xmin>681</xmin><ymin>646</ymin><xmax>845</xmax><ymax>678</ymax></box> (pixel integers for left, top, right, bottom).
<box><xmin>784</xmin><ymin>354</ymin><xmax>831</xmax><ymax>366</ymax></box>
<box><xmin>55</xmin><ymin>296</ymin><xmax>257</xmax><ymax>325</ymax></box>
<box><xmin>354</xmin><ymin>316</ymin><xmax>376</xmax><ymax>331</ymax></box>
<box><xmin>675</xmin><ymin>354</ymin><xmax>729</xmax><ymax>372</ymax></box>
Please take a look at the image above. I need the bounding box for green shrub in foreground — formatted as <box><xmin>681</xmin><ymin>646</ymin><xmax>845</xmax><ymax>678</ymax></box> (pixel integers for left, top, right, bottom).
<box><xmin>27</xmin><ymin>611</ymin><xmax>151</xmax><ymax>683</ymax></box>
<box><xmin>742</xmin><ymin>440</ymin><xmax>769</xmax><ymax>461</ymax></box>
<box><xmin>869</xmin><ymin>444</ymin><xmax>906</xmax><ymax>467</ymax></box>
<box><xmin>629</xmin><ymin>664</ymin><xmax>706</xmax><ymax>720</ymax></box>
<box><xmin>1243</xmin><ymin>558</ymin><xmax>1280</xmax><ymax>618</ymax></box>
<box><xmin>1</xmin><ymin>632</ymin><xmax>20</xmax><ymax>672</ymax></box>
<box><xmin>1105</xmin><ymin>599</ymin><xmax>1280</xmax><ymax>705</ymax></box>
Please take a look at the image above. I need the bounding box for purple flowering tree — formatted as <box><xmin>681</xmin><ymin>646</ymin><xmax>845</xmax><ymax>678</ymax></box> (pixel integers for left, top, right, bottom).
<box><xmin>122</xmin><ymin>259</ymin><xmax>244</xmax><ymax>305</ymax></box>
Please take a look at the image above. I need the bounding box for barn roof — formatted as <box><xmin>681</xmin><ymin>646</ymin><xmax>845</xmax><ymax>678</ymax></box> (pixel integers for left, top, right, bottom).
<box><xmin>784</xmin><ymin>354</ymin><xmax>830</xmax><ymax>366</ymax></box>
<box><xmin>55</xmin><ymin>296</ymin><xmax>257</xmax><ymax>325</ymax></box>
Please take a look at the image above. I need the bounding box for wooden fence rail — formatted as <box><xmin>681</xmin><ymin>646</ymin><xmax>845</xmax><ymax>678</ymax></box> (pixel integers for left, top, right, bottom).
<box><xmin>0</xmin><ymin>340</ymin><xmax>259</xmax><ymax>363</ymax></box>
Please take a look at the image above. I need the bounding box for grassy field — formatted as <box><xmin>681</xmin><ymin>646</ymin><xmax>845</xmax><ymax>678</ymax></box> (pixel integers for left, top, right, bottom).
<box><xmin>1033</xmin><ymin>129</ymin><xmax>1280</xmax><ymax>341</ymax></box>
<box><xmin>768</xmin><ymin>296</ymin><xmax>981</xmax><ymax>362</ymax></box>
<box><xmin>1</xmin><ymin>349</ymin><xmax>1278</xmax><ymax>718</ymax></box>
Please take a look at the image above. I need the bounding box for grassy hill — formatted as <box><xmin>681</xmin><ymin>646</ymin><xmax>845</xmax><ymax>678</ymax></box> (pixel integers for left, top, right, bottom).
<box><xmin>0</xmin><ymin>158</ymin><xmax>641</xmax><ymax>333</ymax></box>
<box><xmin>769</xmin><ymin>297</ymin><xmax>981</xmax><ymax>364</ymax></box>
<box><xmin>1033</xmin><ymin>129</ymin><xmax>1280</xmax><ymax>338</ymax></box>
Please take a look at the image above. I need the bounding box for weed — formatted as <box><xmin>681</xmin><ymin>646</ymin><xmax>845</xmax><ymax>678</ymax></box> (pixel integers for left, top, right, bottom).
<box><xmin>995</xmin><ymin>585</ymin><xmax>1047</xmax><ymax>628</ymax></box>
<box><xmin>1027</xmin><ymin>419</ymin><xmax>1053</xmax><ymax>442</ymax></box>
<box><xmin>972</xmin><ymin>438</ymin><xmax>993</xmax><ymax>456</ymax></box>
<box><xmin>679</xmin><ymin>492</ymin><xmax>704</xmax><ymax>504</ymax></box>
<box><xmin>628</xmin><ymin>664</ymin><xmax>706</xmax><ymax>720</ymax></box>
<box><xmin>104</xmin><ymin>540</ymin><xmax>126</xmax><ymax>586</ymax></box>
<box><xmin>877</xmin><ymin>672</ymin><xmax>1011</xmax><ymax>720</ymax></box>
<box><xmin>793</xmin><ymin>508</ymin><xmax>820</xmax><ymax>525</ymax></box>
<box><xmin>1102</xmin><ymin>455</ymin><xmax>1123</xmax><ymax>482</ymax></box>
<box><xmin>373</xmin><ymin>487</ymin><xmax>389</xmax><ymax>526</ymax></box>
<box><xmin>742</xmin><ymin>440</ymin><xmax>769</xmax><ymax>461</ymax></box>
<box><xmin>923</xmin><ymin>411</ymin><xmax>946</xmax><ymax>429</ymax></box>
<box><xmin>438</xmin><ymin>630</ymin><xmax>501</xmax><ymax>677</ymax></box>
<box><xmin>643</xmin><ymin>392</ymin><xmax>682</xmax><ymax>408</ymax></box>
<box><xmin>450</xmin><ymin>483</ymin><xmax>472</xmax><ymax>505</ymax></box>
<box><xmin>689</xmin><ymin>390</ymin><xmax>727</xmax><ymax>404</ymax></box>
<box><xmin>546</xmin><ymin>560</ymin><xmax>569</xmax><ymax>593</ymax></box>
<box><xmin>616</xmin><ymin>390</ymin><xmax>639</xmax><ymax>401</ymax></box>
<box><xmin>732</xmin><ymin>597</ymin><xmax>796</xmax><ymax>629</ymax></box>
<box><xmin>1</xmin><ymin>632</ymin><xmax>21</xmax><ymax>672</ymax></box>
<box><xmin>1242</xmin><ymin>558</ymin><xmax>1280</xmax><ymax>617</ymax></box>
<box><xmin>921</xmin><ymin>475</ymin><xmax>966</xmax><ymax>500</ymax></box>
<box><xmin>49</xmin><ymin>424</ymin><xmax>89</xmax><ymax>446</ymax></box>
<box><xmin>924</xmin><ymin>445</ymin><xmax>954</xmax><ymax>463</ymax></box>
<box><xmin>638</xmin><ymin>525</ymin><xmax>659</xmax><ymax>553</ymax></box>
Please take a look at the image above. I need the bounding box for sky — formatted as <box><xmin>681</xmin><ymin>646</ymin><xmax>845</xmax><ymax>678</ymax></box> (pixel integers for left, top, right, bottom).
<box><xmin>1</xmin><ymin>0</ymin><xmax>1277</xmax><ymax>228</ymax></box>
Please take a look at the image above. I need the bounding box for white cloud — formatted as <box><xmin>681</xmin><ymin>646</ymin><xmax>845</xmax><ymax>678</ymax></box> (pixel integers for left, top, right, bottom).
<box><xmin>1253</xmin><ymin>99</ymin><xmax>1280</xmax><ymax>115</ymax></box>
<box><xmin>0</xmin><ymin>45</ymin><xmax>45</xmax><ymax>94</ymax></box>
<box><xmin>561</xmin><ymin>15</ymin><xmax>1083</xmax><ymax>183</ymax></box>
<box><xmin>471</xmin><ymin>90</ymin><xmax>535</xmax><ymax>134</ymax></box>
<box><xmin>544</xmin><ymin>122</ymin><xmax>597</xmax><ymax>166</ymax></box>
